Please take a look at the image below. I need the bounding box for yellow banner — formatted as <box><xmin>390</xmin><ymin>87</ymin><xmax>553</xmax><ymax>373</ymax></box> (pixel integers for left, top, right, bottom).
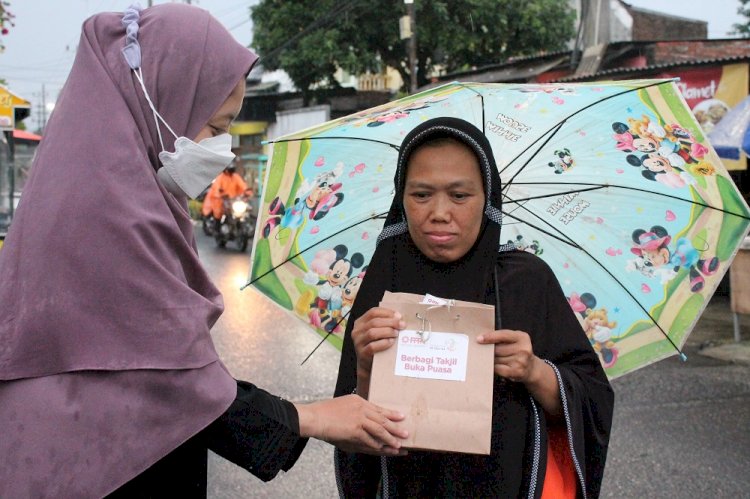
<box><xmin>0</xmin><ymin>86</ymin><xmax>31</xmax><ymax>131</ymax></box>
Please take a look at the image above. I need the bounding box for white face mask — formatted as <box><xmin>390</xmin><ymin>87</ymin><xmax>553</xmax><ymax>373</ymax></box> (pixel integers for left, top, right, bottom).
<box><xmin>157</xmin><ymin>134</ymin><xmax>235</xmax><ymax>199</ymax></box>
<box><xmin>134</xmin><ymin>68</ymin><xmax>236</xmax><ymax>199</ymax></box>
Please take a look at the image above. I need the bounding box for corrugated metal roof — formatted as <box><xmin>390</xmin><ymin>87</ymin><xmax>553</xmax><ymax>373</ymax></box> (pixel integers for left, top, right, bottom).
<box><xmin>424</xmin><ymin>39</ymin><xmax>749</xmax><ymax>87</ymax></box>
<box><xmin>420</xmin><ymin>54</ymin><xmax>571</xmax><ymax>90</ymax></box>
<box><xmin>555</xmin><ymin>54</ymin><xmax>750</xmax><ymax>82</ymax></box>
<box><xmin>439</xmin><ymin>50</ymin><xmax>570</xmax><ymax>79</ymax></box>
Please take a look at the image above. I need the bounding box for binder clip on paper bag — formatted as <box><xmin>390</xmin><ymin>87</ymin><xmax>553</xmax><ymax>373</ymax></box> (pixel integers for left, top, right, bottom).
<box><xmin>415</xmin><ymin>299</ymin><xmax>459</xmax><ymax>343</ymax></box>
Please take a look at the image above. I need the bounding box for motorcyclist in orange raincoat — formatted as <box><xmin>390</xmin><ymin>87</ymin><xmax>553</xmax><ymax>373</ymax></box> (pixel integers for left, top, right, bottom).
<box><xmin>202</xmin><ymin>165</ymin><xmax>250</xmax><ymax>220</ymax></box>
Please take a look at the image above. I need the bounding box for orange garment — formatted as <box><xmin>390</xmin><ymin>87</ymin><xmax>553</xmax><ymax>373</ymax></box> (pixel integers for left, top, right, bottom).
<box><xmin>541</xmin><ymin>425</ymin><xmax>578</xmax><ymax>499</ymax></box>
<box><xmin>200</xmin><ymin>191</ymin><xmax>214</xmax><ymax>217</ymax></box>
<box><xmin>205</xmin><ymin>172</ymin><xmax>247</xmax><ymax>219</ymax></box>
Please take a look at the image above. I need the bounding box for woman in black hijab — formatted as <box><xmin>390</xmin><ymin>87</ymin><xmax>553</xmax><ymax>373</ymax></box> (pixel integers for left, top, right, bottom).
<box><xmin>334</xmin><ymin>117</ymin><xmax>614</xmax><ymax>498</ymax></box>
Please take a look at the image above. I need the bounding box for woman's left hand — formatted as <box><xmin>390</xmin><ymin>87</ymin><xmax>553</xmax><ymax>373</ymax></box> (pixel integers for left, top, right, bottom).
<box><xmin>477</xmin><ymin>329</ymin><xmax>562</xmax><ymax>416</ymax></box>
<box><xmin>477</xmin><ymin>329</ymin><xmax>542</xmax><ymax>384</ymax></box>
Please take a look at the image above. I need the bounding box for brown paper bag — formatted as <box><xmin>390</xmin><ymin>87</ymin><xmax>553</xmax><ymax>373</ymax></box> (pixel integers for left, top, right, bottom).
<box><xmin>368</xmin><ymin>291</ymin><xmax>495</xmax><ymax>455</ymax></box>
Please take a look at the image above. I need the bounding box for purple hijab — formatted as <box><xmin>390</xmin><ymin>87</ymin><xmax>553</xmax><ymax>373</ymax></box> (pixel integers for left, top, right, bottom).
<box><xmin>0</xmin><ymin>4</ymin><xmax>257</xmax><ymax>495</ymax></box>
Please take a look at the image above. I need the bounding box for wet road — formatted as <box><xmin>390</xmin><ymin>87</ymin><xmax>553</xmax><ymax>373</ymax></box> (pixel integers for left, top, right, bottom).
<box><xmin>197</xmin><ymin>231</ymin><xmax>750</xmax><ymax>498</ymax></box>
<box><xmin>197</xmin><ymin>231</ymin><xmax>340</xmax><ymax>498</ymax></box>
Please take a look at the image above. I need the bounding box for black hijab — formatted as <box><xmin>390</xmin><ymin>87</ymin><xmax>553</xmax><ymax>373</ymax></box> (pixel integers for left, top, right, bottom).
<box><xmin>336</xmin><ymin>118</ymin><xmax>508</xmax><ymax>389</ymax></box>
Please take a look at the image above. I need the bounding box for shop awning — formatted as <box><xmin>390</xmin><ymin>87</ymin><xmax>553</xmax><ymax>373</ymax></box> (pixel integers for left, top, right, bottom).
<box><xmin>12</xmin><ymin>129</ymin><xmax>42</xmax><ymax>142</ymax></box>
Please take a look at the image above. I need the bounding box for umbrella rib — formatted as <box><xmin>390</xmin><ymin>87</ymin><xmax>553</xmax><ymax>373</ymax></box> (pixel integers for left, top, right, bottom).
<box><xmin>299</xmin><ymin>312</ymin><xmax>351</xmax><ymax>365</ymax></box>
<box><xmin>498</xmin><ymin>80</ymin><xmax>676</xmax><ymax>180</ymax></box>
<box><xmin>509</xmin><ymin>181</ymin><xmax>750</xmax><ymax>220</ymax></box>
<box><xmin>505</xmin><ymin>185</ymin><xmax>606</xmax><ymax>204</ymax></box>
<box><xmin>502</xmin><ymin>122</ymin><xmax>567</xmax><ymax>186</ymax></box>
<box><xmin>502</xmin><ymin>204</ymin><xmax>581</xmax><ymax>248</ymax></box>
<box><xmin>503</xmin><ymin>203</ymin><xmax>684</xmax><ymax>356</ymax></box>
<box><xmin>452</xmin><ymin>82</ymin><xmax>487</xmax><ymax>133</ymax></box>
<box><xmin>270</xmin><ymin>135</ymin><xmax>401</xmax><ymax>151</ymax></box>
<box><xmin>242</xmin><ymin>212</ymin><xmax>389</xmax><ymax>290</ymax></box>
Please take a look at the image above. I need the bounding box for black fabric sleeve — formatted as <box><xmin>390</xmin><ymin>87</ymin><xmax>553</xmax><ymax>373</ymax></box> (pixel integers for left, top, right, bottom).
<box><xmin>497</xmin><ymin>251</ymin><xmax>614</xmax><ymax>498</ymax></box>
<box><xmin>333</xmin><ymin>276</ymin><xmax>384</xmax><ymax>496</ymax></box>
<box><xmin>203</xmin><ymin>380</ymin><xmax>308</xmax><ymax>482</ymax></box>
<box><xmin>534</xmin><ymin>254</ymin><xmax>615</xmax><ymax>499</ymax></box>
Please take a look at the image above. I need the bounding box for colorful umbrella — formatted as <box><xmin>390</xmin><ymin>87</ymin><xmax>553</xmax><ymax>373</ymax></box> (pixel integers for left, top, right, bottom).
<box><xmin>246</xmin><ymin>80</ymin><xmax>750</xmax><ymax>378</ymax></box>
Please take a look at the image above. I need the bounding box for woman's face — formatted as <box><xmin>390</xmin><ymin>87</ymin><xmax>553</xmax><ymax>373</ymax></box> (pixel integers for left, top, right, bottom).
<box><xmin>403</xmin><ymin>139</ymin><xmax>485</xmax><ymax>263</ymax></box>
<box><xmin>193</xmin><ymin>78</ymin><xmax>245</xmax><ymax>143</ymax></box>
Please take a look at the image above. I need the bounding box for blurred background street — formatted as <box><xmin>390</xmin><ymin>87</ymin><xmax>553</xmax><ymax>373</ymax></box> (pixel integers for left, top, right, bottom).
<box><xmin>197</xmin><ymin>230</ymin><xmax>750</xmax><ymax>499</ymax></box>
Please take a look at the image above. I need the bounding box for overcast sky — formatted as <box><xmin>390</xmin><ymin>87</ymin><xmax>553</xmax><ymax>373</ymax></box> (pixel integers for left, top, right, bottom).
<box><xmin>1</xmin><ymin>0</ymin><xmax>257</xmax><ymax>130</ymax></box>
<box><xmin>0</xmin><ymin>0</ymin><xmax>745</xmax><ymax>131</ymax></box>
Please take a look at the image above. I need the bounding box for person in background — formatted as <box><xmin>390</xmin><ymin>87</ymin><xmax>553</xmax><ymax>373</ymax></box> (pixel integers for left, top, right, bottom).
<box><xmin>205</xmin><ymin>163</ymin><xmax>250</xmax><ymax>221</ymax></box>
<box><xmin>0</xmin><ymin>5</ymin><xmax>406</xmax><ymax>497</ymax></box>
<box><xmin>334</xmin><ymin>117</ymin><xmax>614</xmax><ymax>498</ymax></box>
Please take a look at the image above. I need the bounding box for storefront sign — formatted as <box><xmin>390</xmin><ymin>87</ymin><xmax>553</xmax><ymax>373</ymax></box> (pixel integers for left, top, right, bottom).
<box><xmin>657</xmin><ymin>63</ymin><xmax>749</xmax><ymax>171</ymax></box>
<box><xmin>0</xmin><ymin>86</ymin><xmax>31</xmax><ymax>131</ymax></box>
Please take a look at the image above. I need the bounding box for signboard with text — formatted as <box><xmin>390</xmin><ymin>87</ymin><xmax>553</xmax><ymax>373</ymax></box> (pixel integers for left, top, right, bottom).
<box><xmin>0</xmin><ymin>86</ymin><xmax>31</xmax><ymax>131</ymax></box>
<box><xmin>657</xmin><ymin>63</ymin><xmax>749</xmax><ymax>171</ymax></box>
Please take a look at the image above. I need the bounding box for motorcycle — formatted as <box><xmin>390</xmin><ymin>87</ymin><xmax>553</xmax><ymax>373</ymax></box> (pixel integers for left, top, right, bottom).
<box><xmin>207</xmin><ymin>195</ymin><xmax>256</xmax><ymax>252</ymax></box>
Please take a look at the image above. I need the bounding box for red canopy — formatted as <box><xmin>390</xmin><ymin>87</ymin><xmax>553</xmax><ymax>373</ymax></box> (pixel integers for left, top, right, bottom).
<box><xmin>12</xmin><ymin>129</ymin><xmax>42</xmax><ymax>142</ymax></box>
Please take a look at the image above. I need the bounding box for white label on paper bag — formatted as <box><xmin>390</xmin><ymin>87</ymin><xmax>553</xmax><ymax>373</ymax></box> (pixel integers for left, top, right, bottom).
<box><xmin>420</xmin><ymin>293</ymin><xmax>449</xmax><ymax>305</ymax></box>
<box><xmin>394</xmin><ymin>329</ymin><xmax>469</xmax><ymax>381</ymax></box>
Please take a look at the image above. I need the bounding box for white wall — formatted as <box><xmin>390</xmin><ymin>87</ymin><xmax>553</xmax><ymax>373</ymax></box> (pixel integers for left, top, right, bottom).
<box><xmin>268</xmin><ymin>105</ymin><xmax>331</xmax><ymax>140</ymax></box>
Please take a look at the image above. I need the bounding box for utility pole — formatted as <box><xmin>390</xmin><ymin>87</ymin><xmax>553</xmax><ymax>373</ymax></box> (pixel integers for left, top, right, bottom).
<box><xmin>34</xmin><ymin>84</ymin><xmax>47</xmax><ymax>134</ymax></box>
<box><xmin>400</xmin><ymin>1</ymin><xmax>417</xmax><ymax>93</ymax></box>
<box><xmin>40</xmin><ymin>84</ymin><xmax>46</xmax><ymax>133</ymax></box>
<box><xmin>406</xmin><ymin>0</ymin><xmax>417</xmax><ymax>94</ymax></box>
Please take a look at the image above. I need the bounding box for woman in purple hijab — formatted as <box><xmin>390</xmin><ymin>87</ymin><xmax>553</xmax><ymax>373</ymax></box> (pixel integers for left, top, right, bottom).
<box><xmin>0</xmin><ymin>4</ymin><xmax>406</xmax><ymax>497</ymax></box>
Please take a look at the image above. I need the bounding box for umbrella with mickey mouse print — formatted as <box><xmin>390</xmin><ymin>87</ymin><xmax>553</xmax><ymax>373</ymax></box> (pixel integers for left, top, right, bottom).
<box><xmin>246</xmin><ymin>80</ymin><xmax>750</xmax><ymax>377</ymax></box>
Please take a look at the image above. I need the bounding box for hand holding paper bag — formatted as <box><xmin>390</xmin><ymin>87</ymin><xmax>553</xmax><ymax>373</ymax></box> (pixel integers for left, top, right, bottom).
<box><xmin>349</xmin><ymin>307</ymin><xmax>406</xmax><ymax>397</ymax></box>
<box><xmin>364</xmin><ymin>292</ymin><xmax>495</xmax><ymax>455</ymax></box>
<box><xmin>477</xmin><ymin>329</ymin><xmax>562</xmax><ymax>416</ymax></box>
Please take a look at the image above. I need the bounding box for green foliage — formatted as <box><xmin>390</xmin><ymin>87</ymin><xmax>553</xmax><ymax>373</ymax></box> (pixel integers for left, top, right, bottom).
<box><xmin>251</xmin><ymin>0</ymin><xmax>576</xmax><ymax>101</ymax></box>
<box><xmin>251</xmin><ymin>1</ymin><xmax>349</xmax><ymax>102</ymax></box>
<box><xmin>1</xmin><ymin>1</ymin><xmax>14</xmax><ymax>52</ymax></box>
<box><xmin>187</xmin><ymin>200</ymin><xmax>202</xmax><ymax>220</ymax></box>
<box><xmin>731</xmin><ymin>0</ymin><xmax>750</xmax><ymax>37</ymax></box>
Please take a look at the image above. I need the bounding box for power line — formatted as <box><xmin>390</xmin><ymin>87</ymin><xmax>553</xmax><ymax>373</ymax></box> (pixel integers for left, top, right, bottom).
<box><xmin>2</xmin><ymin>57</ymin><xmax>76</xmax><ymax>71</ymax></box>
<box><xmin>2</xmin><ymin>75</ymin><xmax>66</xmax><ymax>85</ymax></box>
<box><xmin>227</xmin><ymin>17</ymin><xmax>251</xmax><ymax>32</ymax></box>
<box><xmin>214</xmin><ymin>0</ymin><xmax>256</xmax><ymax>19</ymax></box>
<box><xmin>258</xmin><ymin>0</ymin><xmax>361</xmax><ymax>61</ymax></box>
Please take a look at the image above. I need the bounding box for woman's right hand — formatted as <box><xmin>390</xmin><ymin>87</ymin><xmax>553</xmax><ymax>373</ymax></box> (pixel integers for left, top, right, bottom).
<box><xmin>294</xmin><ymin>395</ymin><xmax>408</xmax><ymax>456</ymax></box>
<box><xmin>352</xmin><ymin>307</ymin><xmax>404</xmax><ymax>374</ymax></box>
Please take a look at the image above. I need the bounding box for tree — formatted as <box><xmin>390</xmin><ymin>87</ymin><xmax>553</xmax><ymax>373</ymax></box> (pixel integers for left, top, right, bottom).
<box><xmin>251</xmin><ymin>0</ymin><xmax>576</xmax><ymax>103</ymax></box>
<box><xmin>251</xmin><ymin>1</ymin><xmax>349</xmax><ymax>102</ymax></box>
<box><xmin>731</xmin><ymin>0</ymin><xmax>750</xmax><ymax>37</ymax></box>
<box><xmin>0</xmin><ymin>1</ymin><xmax>14</xmax><ymax>53</ymax></box>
